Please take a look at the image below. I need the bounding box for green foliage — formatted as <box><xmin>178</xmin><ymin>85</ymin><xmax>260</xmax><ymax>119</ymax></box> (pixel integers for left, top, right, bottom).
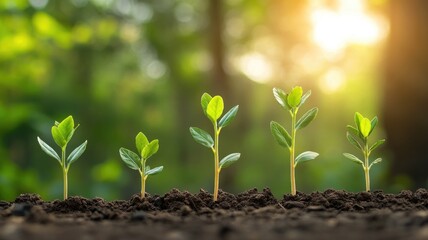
<box><xmin>344</xmin><ymin>112</ymin><xmax>385</xmax><ymax>191</ymax></box>
<box><xmin>37</xmin><ymin>115</ymin><xmax>87</xmax><ymax>199</ymax></box>
<box><xmin>119</xmin><ymin>132</ymin><xmax>163</xmax><ymax>198</ymax></box>
<box><xmin>190</xmin><ymin>93</ymin><xmax>240</xmax><ymax>201</ymax></box>
<box><xmin>270</xmin><ymin>86</ymin><xmax>319</xmax><ymax>195</ymax></box>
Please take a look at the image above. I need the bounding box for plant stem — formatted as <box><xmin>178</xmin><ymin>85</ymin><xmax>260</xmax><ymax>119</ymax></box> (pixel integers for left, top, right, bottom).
<box><xmin>213</xmin><ymin>123</ymin><xmax>220</xmax><ymax>201</ymax></box>
<box><xmin>62</xmin><ymin>148</ymin><xmax>68</xmax><ymax>200</ymax></box>
<box><xmin>141</xmin><ymin>159</ymin><xmax>146</xmax><ymax>199</ymax></box>
<box><xmin>290</xmin><ymin>110</ymin><xmax>297</xmax><ymax>196</ymax></box>
<box><xmin>364</xmin><ymin>140</ymin><xmax>370</xmax><ymax>192</ymax></box>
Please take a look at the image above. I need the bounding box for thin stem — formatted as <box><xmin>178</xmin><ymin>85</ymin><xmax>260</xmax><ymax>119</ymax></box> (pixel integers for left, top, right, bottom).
<box><xmin>364</xmin><ymin>139</ymin><xmax>370</xmax><ymax>192</ymax></box>
<box><xmin>62</xmin><ymin>148</ymin><xmax>68</xmax><ymax>200</ymax></box>
<box><xmin>213</xmin><ymin>123</ymin><xmax>220</xmax><ymax>201</ymax></box>
<box><xmin>290</xmin><ymin>110</ymin><xmax>297</xmax><ymax>196</ymax></box>
<box><xmin>141</xmin><ymin>159</ymin><xmax>146</xmax><ymax>199</ymax></box>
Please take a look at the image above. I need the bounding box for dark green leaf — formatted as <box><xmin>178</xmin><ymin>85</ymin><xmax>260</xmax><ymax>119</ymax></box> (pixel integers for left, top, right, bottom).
<box><xmin>51</xmin><ymin>126</ymin><xmax>66</xmax><ymax>148</ymax></box>
<box><xmin>270</xmin><ymin>121</ymin><xmax>291</xmax><ymax>148</ymax></box>
<box><xmin>207</xmin><ymin>96</ymin><xmax>224</xmax><ymax>122</ymax></box>
<box><xmin>295</xmin><ymin>151</ymin><xmax>318</xmax><ymax>167</ymax></box>
<box><xmin>37</xmin><ymin>137</ymin><xmax>61</xmax><ymax>164</ymax></box>
<box><xmin>287</xmin><ymin>86</ymin><xmax>303</xmax><ymax>108</ymax></box>
<box><xmin>201</xmin><ymin>93</ymin><xmax>212</xmax><ymax>115</ymax></box>
<box><xmin>346</xmin><ymin>125</ymin><xmax>359</xmax><ymax>137</ymax></box>
<box><xmin>273</xmin><ymin>88</ymin><xmax>289</xmax><ymax>109</ymax></box>
<box><xmin>296</xmin><ymin>107</ymin><xmax>318</xmax><ymax>130</ymax></box>
<box><xmin>145</xmin><ymin>166</ymin><xmax>164</xmax><ymax>176</ymax></box>
<box><xmin>219</xmin><ymin>105</ymin><xmax>239</xmax><ymax>128</ymax></box>
<box><xmin>343</xmin><ymin>153</ymin><xmax>364</xmax><ymax>165</ymax></box>
<box><xmin>67</xmin><ymin>140</ymin><xmax>87</xmax><ymax>167</ymax></box>
<box><xmin>219</xmin><ymin>153</ymin><xmax>240</xmax><ymax>169</ymax></box>
<box><xmin>298</xmin><ymin>90</ymin><xmax>311</xmax><ymax>107</ymax></box>
<box><xmin>142</xmin><ymin>140</ymin><xmax>159</xmax><ymax>160</ymax></box>
<box><xmin>369</xmin><ymin>116</ymin><xmax>378</xmax><ymax>135</ymax></box>
<box><xmin>369</xmin><ymin>139</ymin><xmax>385</xmax><ymax>152</ymax></box>
<box><xmin>136</xmin><ymin>132</ymin><xmax>149</xmax><ymax>156</ymax></box>
<box><xmin>346</xmin><ymin>132</ymin><xmax>363</xmax><ymax>150</ymax></box>
<box><xmin>119</xmin><ymin>147</ymin><xmax>141</xmax><ymax>170</ymax></box>
<box><xmin>189</xmin><ymin>127</ymin><xmax>214</xmax><ymax>148</ymax></box>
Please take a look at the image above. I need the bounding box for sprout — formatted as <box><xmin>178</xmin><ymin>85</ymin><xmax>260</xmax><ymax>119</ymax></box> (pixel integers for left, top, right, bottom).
<box><xmin>37</xmin><ymin>115</ymin><xmax>87</xmax><ymax>200</ymax></box>
<box><xmin>190</xmin><ymin>93</ymin><xmax>241</xmax><ymax>201</ymax></box>
<box><xmin>270</xmin><ymin>87</ymin><xmax>319</xmax><ymax>195</ymax></box>
<box><xmin>119</xmin><ymin>132</ymin><xmax>163</xmax><ymax>199</ymax></box>
<box><xmin>344</xmin><ymin>112</ymin><xmax>385</xmax><ymax>192</ymax></box>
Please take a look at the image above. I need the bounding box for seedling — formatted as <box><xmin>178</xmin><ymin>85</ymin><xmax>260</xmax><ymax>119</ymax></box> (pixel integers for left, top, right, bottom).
<box><xmin>37</xmin><ymin>115</ymin><xmax>87</xmax><ymax>200</ymax></box>
<box><xmin>119</xmin><ymin>132</ymin><xmax>163</xmax><ymax>199</ymax></box>
<box><xmin>343</xmin><ymin>112</ymin><xmax>385</xmax><ymax>192</ymax></box>
<box><xmin>270</xmin><ymin>86</ymin><xmax>319</xmax><ymax>195</ymax></box>
<box><xmin>190</xmin><ymin>93</ymin><xmax>240</xmax><ymax>201</ymax></box>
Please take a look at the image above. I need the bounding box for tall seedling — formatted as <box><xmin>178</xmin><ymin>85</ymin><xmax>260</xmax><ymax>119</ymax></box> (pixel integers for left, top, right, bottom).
<box><xmin>37</xmin><ymin>116</ymin><xmax>87</xmax><ymax>200</ymax></box>
<box><xmin>190</xmin><ymin>93</ymin><xmax>240</xmax><ymax>201</ymax></box>
<box><xmin>270</xmin><ymin>87</ymin><xmax>319</xmax><ymax>195</ymax></box>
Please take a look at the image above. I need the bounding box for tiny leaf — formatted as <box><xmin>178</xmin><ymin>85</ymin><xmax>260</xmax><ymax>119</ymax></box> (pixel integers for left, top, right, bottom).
<box><xmin>343</xmin><ymin>153</ymin><xmax>364</xmax><ymax>165</ymax></box>
<box><xmin>119</xmin><ymin>147</ymin><xmax>141</xmax><ymax>170</ymax></box>
<box><xmin>37</xmin><ymin>137</ymin><xmax>61</xmax><ymax>164</ymax></box>
<box><xmin>58</xmin><ymin>116</ymin><xmax>75</xmax><ymax>143</ymax></box>
<box><xmin>359</xmin><ymin>118</ymin><xmax>372</xmax><ymax>138</ymax></box>
<box><xmin>142</xmin><ymin>139</ymin><xmax>159</xmax><ymax>160</ymax></box>
<box><xmin>354</xmin><ymin>112</ymin><xmax>363</xmax><ymax>131</ymax></box>
<box><xmin>136</xmin><ymin>132</ymin><xmax>149</xmax><ymax>155</ymax></box>
<box><xmin>287</xmin><ymin>86</ymin><xmax>303</xmax><ymax>108</ymax></box>
<box><xmin>298</xmin><ymin>90</ymin><xmax>311</xmax><ymax>107</ymax></box>
<box><xmin>346</xmin><ymin>132</ymin><xmax>363</xmax><ymax>151</ymax></box>
<box><xmin>369</xmin><ymin>139</ymin><xmax>385</xmax><ymax>152</ymax></box>
<box><xmin>219</xmin><ymin>153</ymin><xmax>240</xmax><ymax>169</ymax></box>
<box><xmin>346</xmin><ymin>125</ymin><xmax>359</xmax><ymax>137</ymax></box>
<box><xmin>296</xmin><ymin>107</ymin><xmax>318</xmax><ymax>130</ymax></box>
<box><xmin>145</xmin><ymin>166</ymin><xmax>164</xmax><ymax>176</ymax></box>
<box><xmin>369</xmin><ymin>158</ymin><xmax>382</xmax><ymax>169</ymax></box>
<box><xmin>51</xmin><ymin>126</ymin><xmax>66</xmax><ymax>148</ymax></box>
<box><xmin>201</xmin><ymin>93</ymin><xmax>213</xmax><ymax>114</ymax></box>
<box><xmin>189</xmin><ymin>127</ymin><xmax>214</xmax><ymax>148</ymax></box>
<box><xmin>369</xmin><ymin>116</ymin><xmax>378</xmax><ymax>135</ymax></box>
<box><xmin>67</xmin><ymin>140</ymin><xmax>87</xmax><ymax>167</ymax></box>
<box><xmin>273</xmin><ymin>88</ymin><xmax>288</xmax><ymax>109</ymax></box>
<box><xmin>219</xmin><ymin>105</ymin><xmax>239</xmax><ymax>128</ymax></box>
<box><xmin>270</xmin><ymin>121</ymin><xmax>291</xmax><ymax>148</ymax></box>
<box><xmin>295</xmin><ymin>151</ymin><xmax>319</xmax><ymax>167</ymax></box>
<box><xmin>206</xmin><ymin>96</ymin><xmax>224</xmax><ymax>122</ymax></box>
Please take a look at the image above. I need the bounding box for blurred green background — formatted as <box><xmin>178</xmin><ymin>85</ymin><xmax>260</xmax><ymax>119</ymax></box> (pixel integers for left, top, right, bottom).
<box><xmin>1</xmin><ymin>0</ymin><xmax>426</xmax><ymax>200</ymax></box>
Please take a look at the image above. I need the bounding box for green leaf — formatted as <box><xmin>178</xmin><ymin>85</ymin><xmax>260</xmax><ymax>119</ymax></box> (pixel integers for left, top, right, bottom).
<box><xmin>369</xmin><ymin>139</ymin><xmax>385</xmax><ymax>152</ymax></box>
<box><xmin>201</xmin><ymin>93</ymin><xmax>212</xmax><ymax>115</ymax></box>
<box><xmin>219</xmin><ymin>105</ymin><xmax>239</xmax><ymax>128</ymax></box>
<box><xmin>369</xmin><ymin>116</ymin><xmax>378</xmax><ymax>135</ymax></box>
<box><xmin>67</xmin><ymin>140</ymin><xmax>87</xmax><ymax>167</ymax></box>
<box><xmin>369</xmin><ymin>158</ymin><xmax>382</xmax><ymax>169</ymax></box>
<box><xmin>189</xmin><ymin>127</ymin><xmax>214</xmax><ymax>148</ymax></box>
<box><xmin>354</xmin><ymin>112</ymin><xmax>363</xmax><ymax>131</ymax></box>
<box><xmin>37</xmin><ymin>137</ymin><xmax>61</xmax><ymax>164</ymax></box>
<box><xmin>119</xmin><ymin>147</ymin><xmax>141</xmax><ymax>170</ymax></box>
<box><xmin>298</xmin><ymin>90</ymin><xmax>311</xmax><ymax>107</ymax></box>
<box><xmin>142</xmin><ymin>139</ymin><xmax>159</xmax><ymax>160</ymax></box>
<box><xmin>145</xmin><ymin>166</ymin><xmax>164</xmax><ymax>176</ymax></box>
<box><xmin>270</xmin><ymin>121</ymin><xmax>291</xmax><ymax>148</ymax></box>
<box><xmin>273</xmin><ymin>88</ymin><xmax>289</xmax><ymax>109</ymax></box>
<box><xmin>51</xmin><ymin>126</ymin><xmax>66</xmax><ymax>148</ymax></box>
<box><xmin>346</xmin><ymin>132</ymin><xmax>363</xmax><ymax>151</ymax></box>
<box><xmin>343</xmin><ymin>153</ymin><xmax>364</xmax><ymax>165</ymax></box>
<box><xmin>296</xmin><ymin>107</ymin><xmax>318</xmax><ymax>130</ymax></box>
<box><xmin>219</xmin><ymin>153</ymin><xmax>240</xmax><ymax>169</ymax></box>
<box><xmin>206</xmin><ymin>96</ymin><xmax>224</xmax><ymax>122</ymax></box>
<box><xmin>136</xmin><ymin>132</ymin><xmax>149</xmax><ymax>156</ymax></box>
<box><xmin>295</xmin><ymin>151</ymin><xmax>318</xmax><ymax>167</ymax></box>
<box><xmin>346</xmin><ymin>125</ymin><xmax>359</xmax><ymax>137</ymax></box>
<box><xmin>359</xmin><ymin>118</ymin><xmax>372</xmax><ymax>138</ymax></box>
<box><xmin>287</xmin><ymin>86</ymin><xmax>303</xmax><ymax>108</ymax></box>
<box><xmin>58</xmin><ymin>116</ymin><xmax>75</xmax><ymax>143</ymax></box>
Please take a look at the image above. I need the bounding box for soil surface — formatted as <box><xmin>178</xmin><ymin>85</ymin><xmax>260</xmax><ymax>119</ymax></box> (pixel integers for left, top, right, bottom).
<box><xmin>1</xmin><ymin>188</ymin><xmax>428</xmax><ymax>240</ymax></box>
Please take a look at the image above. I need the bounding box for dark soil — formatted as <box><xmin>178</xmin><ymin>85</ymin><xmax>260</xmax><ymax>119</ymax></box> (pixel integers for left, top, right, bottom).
<box><xmin>1</xmin><ymin>188</ymin><xmax>428</xmax><ymax>240</ymax></box>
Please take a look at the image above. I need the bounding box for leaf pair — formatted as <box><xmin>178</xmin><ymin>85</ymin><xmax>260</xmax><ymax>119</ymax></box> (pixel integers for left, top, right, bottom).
<box><xmin>51</xmin><ymin>116</ymin><xmax>78</xmax><ymax>149</ymax></box>
<box><xmin>343</xmin><ymin>153</ymin><xmax>382</xmax><ymax>170</ymax></box>
<box><xmin>273</xmin><ymin>87</ymin><xmax>311</xmax><ymax>110</ymax></box>
<box><xmin>346</xmin><ymin>112</ymin><xmax>385</xmax><ymax>152</ymax></box>
<box><xmin>201</xmin><ymin>93</ymin><xmax>239</xmax><ymax>128</ymax></box>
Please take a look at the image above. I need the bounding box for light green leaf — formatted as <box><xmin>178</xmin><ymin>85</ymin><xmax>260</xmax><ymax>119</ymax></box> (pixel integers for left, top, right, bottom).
<box><xmin>346</xmin><ymin>132</ymin><xmax>363</xmax><ymax>151</ymax></box>
<box><xmin>369</xmin><ymin>116</ymin><xmax>378</xmax><ymax>135</ymax></box>
<box><xmin>354</xmin><ymin>112</ymin><xmax>363</xmax><ymax>131</ymax></box>
<box><xmin>145</xmin><ymin>166</ymin><xmax>163</xmax><ymax>176</ymax></box>
<box><xmin>273</xmin><ymin>88</ymin><xmax>289</xmax><ymax>109</ymax></box>
<box><xmin>142</xmin><ymin>139</ymin><xmax>159</xmax><ymax>160</ymax></box>
<box><xmin>296</xmin><ymin>107</ymin><xmax>318</xmax><ymax>130</ymax></box>
<box><xmin>37</xmin><ymin>137</ymin><xmax>61</xmax><ymax>164</ymax></box>
<box><xmin>206</xmin><ymin>96</ymin><xmax>224</xmax><ymax>122</ymax></box>
<box><xmin>136</xmin><ymin>132</ymin><xmax>149</xmax><ymax>156</ymax></box>
<box><xmin>67</xmin><ymin>140</ymin><xmax>87</xmax><ymax>167</ymax></box>
<box><xmin>287</xmin><ymin>86</ymin><xmax>303</xmax><ymax>108</ymax></box>
<box><xmin>369</xmin><ymin>158</ymin><xmax>382</xmax><ymax>169</ymax></box>
<box><xmin>298</xmin><ymin>90</ymin><xmax>311</xmax><ymax>107</ymax></box>
<box><xmin>119</xmin><ymin>147</ymin><xmax>141</xmax><ymax>170</ymax></box>
<box><xmin>58</xmin><ymin>116</ymin><xmax>75</xmax><ymax>143</ymax></box>
<box><xmin>359</xmin><ymin>118</ymin><xmax>372</xmax><ymax>138</ymax></box>
<box><xmin>369</xmin><ymin>139</ymin><xmax>385</xmax><ymax>152</ymax></box>
<box><xmin>219</xmin><ymin>105</ymin><xmax>239</xmax><ymax>128</ymax></box>
<box><xmin>189</xmin><ymin>127</ymin><xmax>214</xmax><ymax>148</ymax></box>
<box><xmin>343</xmin><ymin>153</ymin><xmax>364</xmax><ymax>165</ymax></box>
<box><xmin>201</xmin><ymin>93</ymin><xmax>212</xmax><ymax>115</ymax></box>
<box><xmin>270</xmin><ymin>121</ymin><xmax>291</xmax><ymax>148</ymax></box>
<box><xmin>219</xmin><ymin>153</ymin><xmax>240</xmax><ymax>169</ymax></box>
<box><xmin>294</xmin><ymin>151</ymin><xmax>318</xmax><ymax>167</ymax></box>
<box><xmin>51</xmin><ymin>126</ymin><xmax>66</xmax><ymax>148</ymax></box>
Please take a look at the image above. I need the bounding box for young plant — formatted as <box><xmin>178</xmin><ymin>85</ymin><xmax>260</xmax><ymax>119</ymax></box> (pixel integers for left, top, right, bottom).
<box><xmin>37</xmin><ymin>115</ymin><xmax>87</xmax><ymax>200</ymax></box>
<box><xmin>270</xmin><ymin>86</ymin><xmax>319</xmax><ymax>196</ymax></box>
<box><xmin>344</xmin><ymin>112</ymin><xmax>385</xmax><ymax>192</ymax></box>
<box><xmin>189</xmin><ymin>93</ymin><xmax>240</xmax><ymax>201</ymax></box>
<box><xmin>119</xmin><ymin>132</ymin><xmax>163</xmax><ymax>199</ymax></box>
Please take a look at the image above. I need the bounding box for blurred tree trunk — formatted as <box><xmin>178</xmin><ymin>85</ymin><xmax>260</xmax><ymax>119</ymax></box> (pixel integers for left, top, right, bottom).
<box><xmin>384</xmin><ymin>0</ymin><xmax>428</xmax><ymax>188</ymax></box>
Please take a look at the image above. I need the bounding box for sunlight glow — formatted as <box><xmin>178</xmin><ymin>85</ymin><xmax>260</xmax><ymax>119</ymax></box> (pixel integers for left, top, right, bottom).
<box><xmin>319</xmin><ymin>68</ymin><xmax>345</xmax><ymax>94</ymax></box>
<box><xmin>238</xmin><ymin>53</ymin><xmax>273</xmax><ymax>84</ymax></box>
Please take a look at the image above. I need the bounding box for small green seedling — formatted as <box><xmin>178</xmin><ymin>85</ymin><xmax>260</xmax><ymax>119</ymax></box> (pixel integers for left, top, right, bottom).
<box><xmin>270</xmin><ymin>86</ymin><xmax>319</xmax><ymax>196</ymax></box>
<box><xmin>344</xmin><ymin>112</ymin><xmax>385</xmax><ymax>192</ymax></box>
<box><xmin>190</xmin><ymin>93</ymin><xmax>240</xmax><ymax>201</ymax></box>
<box><xmin>119</xmin><ymin>132</ymin><xmax>163</xmax><ymax>199</ymax></box>
<box><xmin>37</xmin><ymin>115</ymin><xmax>87</xmax><ymax>200</ymax></box>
